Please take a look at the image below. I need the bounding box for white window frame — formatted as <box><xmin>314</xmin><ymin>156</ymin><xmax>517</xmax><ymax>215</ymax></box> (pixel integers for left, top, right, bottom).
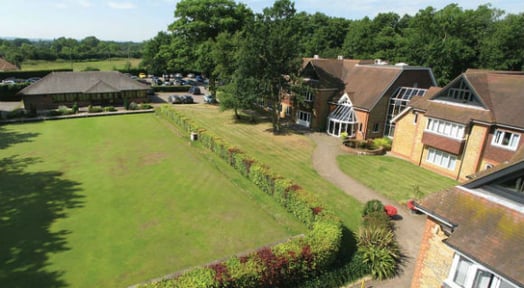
<box><xmin>305</xmin><ymin>90</ymin><xmax>313</xmax><ymax>102</ymax></box>
<box><xmin>492</xmin><ymin>129</ymin><xmax>520</xmax><ymax>151</ymax></box>
<box><xmin>445</xmin><ymin>254</ymin><xmax>518</xmax><ymax>288</ymax></box>
<box><xmin>426</xmin><ymin>148</ymin><xmax>457</xmax><ymax>170</ymax></box>
<box><xmin>296</xmin><ymin>110</ymin><xmax>311</xmax><ymax>128</ymax></box>
<box><xmin>426</xmin><ymin>118</ymin><xmax>465</xmax><ymax>140</ymax></box>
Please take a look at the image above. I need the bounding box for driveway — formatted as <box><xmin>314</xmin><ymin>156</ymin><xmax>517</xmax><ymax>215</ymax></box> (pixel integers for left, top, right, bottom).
<box><xmin>309</xmin><ymin>133</ymin><xmax>426</xmax><ymax>288</ymax></box>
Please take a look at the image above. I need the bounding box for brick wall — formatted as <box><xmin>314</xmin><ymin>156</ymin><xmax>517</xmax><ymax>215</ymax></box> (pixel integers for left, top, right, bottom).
<box><xmin>458</xmin><ymin>124</ymin><xmax>489</xmax><ymax>180</ymax></box>
<box><xmin>391</xmin><ymin>110</ymin><xmax>427</xmax><ymax>164</ymax></box>
<box><xmin>411</xmin><ymin>219</ymin><xmax>454</xmax><ymax>288</ymax></box>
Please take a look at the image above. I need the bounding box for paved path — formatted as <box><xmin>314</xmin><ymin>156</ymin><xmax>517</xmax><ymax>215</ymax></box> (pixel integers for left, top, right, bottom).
<box><xmin>309</xmin><ymin>133</ymin><xmax>426</xmax><ymax>288</ymax></box>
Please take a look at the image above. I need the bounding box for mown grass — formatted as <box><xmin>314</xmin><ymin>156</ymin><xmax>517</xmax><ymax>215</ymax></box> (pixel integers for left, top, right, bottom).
<box><xmin>337</xmin><ymin>155</ymin><xmax>458</xmax><ymax>203</ymax></box>
<box><xmin>0</xmin><ymin>114</ymin><xmax>305</xmax><ymax>288</ymax></box>
<box><xmin>19</xmin><ymin>58</ymin><xmax>142</xmax><ymax>72</ymax></box>
<box><xmin>172</xmin><ymin>105</ymin><xmax>364</xmax><ymax>231</ymax></box>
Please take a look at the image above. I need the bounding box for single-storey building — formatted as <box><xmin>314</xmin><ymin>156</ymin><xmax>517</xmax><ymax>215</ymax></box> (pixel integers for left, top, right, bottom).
<box><xmin>281</xmin><ymin>57</ymin><xmax>436</xmax><ymax>139</ymax></box>
<box><xmin>411</xmin><ymin>150</ymin><xmax>524</xmax><ymax>288</ymax></box>
<box><xmin>19</xmin><ymin>71</ymin><xmax>150</xmax><ymax>110</ymax></box>
<box><xmin>391</xmin><ymin>69</ymin><xmax>524</xmax><ymax>181</ymax></box>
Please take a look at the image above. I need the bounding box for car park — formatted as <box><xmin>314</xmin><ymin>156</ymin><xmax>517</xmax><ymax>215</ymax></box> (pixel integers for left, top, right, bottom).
<box><xmin>168</xmin><ymin>95</ymin><xmax>183</xmax><ymax>104</ymax></box>
<box><xmin>203</xmin><ymin>94</ymin><xmax>217</xmax><ymax>104</ymax></box>
<box><xmin>181</xmin><ymin>95</ymin><xmax>194</xmax><ymax>104</ymax></box>
<box><xmin>188</xmin><ymin>86</ymin><xmax>201</xmax><ymax>95</ymax></box>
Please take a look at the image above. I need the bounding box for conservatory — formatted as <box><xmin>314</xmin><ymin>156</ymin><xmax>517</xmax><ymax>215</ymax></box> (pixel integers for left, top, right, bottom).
<box><xmin>327</xmin><ymin>93</ymin><xmax>358</xmax><ymax>137</ymax></box>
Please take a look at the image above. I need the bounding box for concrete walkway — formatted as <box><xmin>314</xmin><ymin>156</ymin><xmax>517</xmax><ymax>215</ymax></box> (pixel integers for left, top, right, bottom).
<box><xmin>309</xmin><ymin>133</ymin><xmax>426</xmax><ymax>288</ymax></box>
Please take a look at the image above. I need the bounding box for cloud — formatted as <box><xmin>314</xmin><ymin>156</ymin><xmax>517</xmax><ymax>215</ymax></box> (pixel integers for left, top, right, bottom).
<box><xmin>107</xmin><ymin>1</ymin><xmax>137</xmax><ymax>9</ymax></box>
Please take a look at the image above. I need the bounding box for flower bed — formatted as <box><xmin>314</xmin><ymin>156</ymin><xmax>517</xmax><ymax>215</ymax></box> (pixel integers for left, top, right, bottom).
<box><xmin>342</xmin><ymin>139</ymin><xmax>385</xmax><ymax>155</ymax></box>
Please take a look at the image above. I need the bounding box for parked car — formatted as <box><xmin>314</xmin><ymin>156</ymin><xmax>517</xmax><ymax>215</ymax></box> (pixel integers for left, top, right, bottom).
<box><xmin>138</xmin><ymin>72</ymin><xmax>146</xmax><ymax>78</ymax></box>
<box><xmin>168</xmin><ymin>95</ymin><xmax>183</xmax><ymax>104</ymax></box>
<box><xmin>195</xmin><ymin>75</ymin><xmax>204</xmax><ymax>82</ymax></box>
<box><xmin>188</xmin><ymin>86</ymin><xmax>201</xmax><ymax>95</ymax></box>
<box><xmin>203</xmin><ymin>94</ymin><xmax>217</xmax><ymax>104</ymax></box>
<box><xmin>181</xmin><ymin>95</ymin><xmax>194</xmax><ymax>104</ymax></box>
<box><xmin>187</xmin><ymin>73</ymin><xmax>195</xmax><ymax>78</ymax></box>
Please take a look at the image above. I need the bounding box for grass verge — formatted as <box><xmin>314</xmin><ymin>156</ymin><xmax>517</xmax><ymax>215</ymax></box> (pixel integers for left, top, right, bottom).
<box><xmin>337</xmin><ymin>155</ymin><xmax>458</xmax><ymax>203</ymax></box>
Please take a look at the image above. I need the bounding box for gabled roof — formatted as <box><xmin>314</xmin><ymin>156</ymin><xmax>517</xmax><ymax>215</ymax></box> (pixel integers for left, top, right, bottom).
<box><xmin>410</xmin><ymin>70</ymin><xmax>524</xmax><ymax>129</ymax></box>
<box><xmin>417</xmin><ymin>154</ymin><xmax>524</xmax><ymax>286</ymax></box>
<box><xmin>301</xmin><ymin>58</ymin><xmax>436</xmax><ymax>111</ymax></box>
<box><xmin>0</xmin><ymin>57</ymin><xmax>18</xmax><ymax>71</ymax></box>
<box><xmin>18</xmin><ymin>71</ymin><xmax>150</xmax><ymax>95</ymax></box>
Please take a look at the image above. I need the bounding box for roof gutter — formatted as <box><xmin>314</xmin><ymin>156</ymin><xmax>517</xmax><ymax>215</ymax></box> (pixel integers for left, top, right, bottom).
<box><xmin>413</xmin><ymin>201</ymin><xmax>457</xmax><ymax>231</ymax></box>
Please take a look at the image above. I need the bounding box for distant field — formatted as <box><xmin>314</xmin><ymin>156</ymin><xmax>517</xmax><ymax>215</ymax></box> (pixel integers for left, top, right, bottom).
<box><xmin>0</xmin><ymin>114</ymin><xmax>305</xmax><ymax>288</ymax></box>
<box><xmin>19</xmin><ymin>58</ymin><xmax>142</xmax><ymax>72</ymax></box>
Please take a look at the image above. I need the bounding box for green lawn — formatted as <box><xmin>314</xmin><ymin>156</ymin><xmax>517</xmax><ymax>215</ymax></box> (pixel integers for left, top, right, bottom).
<box><xmin>19</xmin><ymin>58</ymin><xmax>142</xmax><ymax>72</ymax></box>
<box><xmin>337</xmin><ymin>155</ymin><xmax>458</xmax><ymax>203</ymax></box>
<box><xmin>0</xmin><ymin>114</ymin><xmax>305</xmax><ymax>288</ymax></box>
<box><xmin>171</xmin><ymin>105</ymin><xmax>364</xmax><ymax>231</ymax></box>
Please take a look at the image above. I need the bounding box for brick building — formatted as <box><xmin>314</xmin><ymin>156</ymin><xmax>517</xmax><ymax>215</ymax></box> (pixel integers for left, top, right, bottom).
<box><xmin>411</xmin><ymin>150</ymin><xmax>524</xmax><ymax>288</ymax></box>
<box><xmin>19</xmin><ymin>71</ymin><xmax>150</xmax><ymax>110</ymax></box>
<box><xmin>282</xmin><ymin>57</ymin><xmax>436</xmax><ymax>139</ymax></box>
<box><xmin>391</xmin><ymin>70</ymin><xmax>524</xmax><ymax>181</ymax></box>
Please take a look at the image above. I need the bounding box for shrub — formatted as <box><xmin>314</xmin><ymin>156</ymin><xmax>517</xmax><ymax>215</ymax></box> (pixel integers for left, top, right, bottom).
<box><xmin>362</xmin><ymin>199</ymin><xmax>384</xmax><ymax>217</ymax></box>
<box><xmin>340</xmin><ymin>132</ymin><xmax>348</xmax><ymax>140</ymax></box>
<box><xmin>362</xmin><ymin>211</ymin><xmax>393</xmax><ymax>230</ymax></box>
<box><xmin>103</xmin><ymin>106</ymin><xmax>117</xmax><ymax>112</ymax></box>
<box><xmin>88</xmin><ymin>105</ymin><xmax>104</xmax><ymax>113</ymax></box>
<box><xmin>357</xmin><ymin>223</ymin><xmax>399</xmax><ymax>280</ymax></box>
<box><xmin>373</xmin><ymin>137</ymin><xmax>392</xmax><ymax>151</ymax></box>
<box><xmin>72</xmin><ymin>102</ymin><xmax>79</xmax><ymax>114</ymax></box>
<box><xmin>128</xmin><ymin>101</ymin><xmax>138</xmax><ymax>110</ymax></box>
<box><xmin>139</xmin><ymin>103</ymin><xmax>153</xmax><ymax>110</ymax></box>
<box><xmin>58</xmin><ymin>105</ymin><xmax>74</xmax><ymax>115</ymax></box>
<box><xmin>6</xmin><ymin>108</ymin><xmax>27</xmax><ymax>119</ymax></box>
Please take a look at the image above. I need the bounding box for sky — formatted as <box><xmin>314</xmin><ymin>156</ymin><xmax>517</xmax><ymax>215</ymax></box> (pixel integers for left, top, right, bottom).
<box><xmin>0</xmin><ymin>0</ymin><xmax>523</xmax><ymax>42</ymax></box>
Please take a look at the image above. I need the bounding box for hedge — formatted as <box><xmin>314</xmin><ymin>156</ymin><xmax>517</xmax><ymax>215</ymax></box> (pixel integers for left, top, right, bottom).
<box><xmin>0</xmin><ymin>83</ymin><xmax>30</xmax><ymax>101</ymax></box>
<box><xmin>0</xmin><ymin>69</ymin><xmax>72</xmax><ymax>80</ymax></box>
<box><xmin>143</xmin><ymin>106</ymin><xmax>352</xmax><ymax>287</ymax></box>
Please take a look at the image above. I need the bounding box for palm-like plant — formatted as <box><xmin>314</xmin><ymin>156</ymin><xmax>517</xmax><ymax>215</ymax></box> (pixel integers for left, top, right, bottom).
<box><xmin>357</xmin><ymin>227</ymin><xmax>400</xmax><ymax>280</ymax></box>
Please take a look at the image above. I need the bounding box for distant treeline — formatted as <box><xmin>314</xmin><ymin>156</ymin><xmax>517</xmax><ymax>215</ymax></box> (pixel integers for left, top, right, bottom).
<box><xmin>0</xmin><ymin>36</ymin><xmax>144</xmax><ymax>65</ymax></box>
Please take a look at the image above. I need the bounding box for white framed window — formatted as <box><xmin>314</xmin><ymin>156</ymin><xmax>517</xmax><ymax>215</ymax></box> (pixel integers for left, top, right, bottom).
<box><xmin>305</xmin><ymin>90</ymin><xmax>313</xmax><ymax>102</ymax></box>
<box><xmin>426</xmin><ymin>118</ymin><xmax>465</xmax><ymax>140</ymax></box>
<box><xmin>446</xmin><ymin>254</ymin><xmax>518</xmax><ymax>288</ymax></box>
<box><xmin>426</xmin><ymin>148</ymin><xmax>457</xmax><ymax>170</ymax></box>
<box><xmin>492</xmin><ymin>129</ymin><xmax>520</xmax><ymax>151</ymax></box>
<box><xmin>296</xmin><ymin>110</ymin><xmax>311</xmax><ymax>127</ymax></box>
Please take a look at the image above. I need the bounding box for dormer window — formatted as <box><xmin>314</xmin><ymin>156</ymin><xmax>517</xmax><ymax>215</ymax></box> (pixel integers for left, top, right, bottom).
<box><xmin>492</xmin><ymin>129</ymin><xmax>520</xmax><ymax>151</ymax></box>
<box><xmin>435</xmin><ymin>79</ymin><xmax>482</xmax><ymax>107</ymax></box>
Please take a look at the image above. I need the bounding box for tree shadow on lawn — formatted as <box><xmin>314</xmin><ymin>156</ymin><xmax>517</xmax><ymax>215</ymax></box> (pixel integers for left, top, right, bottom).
<box><xmin>0</xmin><ymin>156</ymin><xmax>84</xmax><ymax>287</ymax></box>
<box><xmin>0</xmin><ymin>125</ymin><xmax>40</xmax><ymax>150</ymax></box>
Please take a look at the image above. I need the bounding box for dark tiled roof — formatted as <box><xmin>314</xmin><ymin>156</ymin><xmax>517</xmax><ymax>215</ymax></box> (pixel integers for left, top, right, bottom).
<box><xmin>0</xmin><ymin>57</ymin><xmax>18</xmax><ymax>71</ymax></box>
<box><xmin>411</xmin><ymin>70</ymin><xmax>524</xmax><ymax>128</ymax></box>
<box><xmin>419</xmin><ymin>187</ymin><xmax>524</xmax><ymax>286</ymax></box>
<box><xmin>18</xmin><ymin>71</ymin><xmax>149</xmax><ymax>95</ymax></box>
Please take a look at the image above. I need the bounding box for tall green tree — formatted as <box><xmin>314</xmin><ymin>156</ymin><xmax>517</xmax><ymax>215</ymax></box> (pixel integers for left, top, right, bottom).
<box><xmin>167</xmin><ymin>0</ymin><xmax>253</xmax><ymax>94</ymax></box>
<box><xmin>231</xmin><ymin>0</ymin><xmax>301</xmax><ymax>133</ymax></box>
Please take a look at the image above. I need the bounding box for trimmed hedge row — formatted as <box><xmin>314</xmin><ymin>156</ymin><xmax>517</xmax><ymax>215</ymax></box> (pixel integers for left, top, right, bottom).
<box><xmin>147</xmin><ymin>106</ymin><xmax>346</xmax><ymax>287</ymax></box>
<box><xmin>0</xmin><ymin>83</ymin><xmax>30</xmax><ymax>101</ymax></box>
<box><xmin>0</xmin><ymin>69</ymin><xmax>72</xmax><ymax>80</ymax></box>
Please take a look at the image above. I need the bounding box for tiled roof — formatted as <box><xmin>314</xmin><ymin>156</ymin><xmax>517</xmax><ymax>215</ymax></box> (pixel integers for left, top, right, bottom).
<box><xmin>410</xmin><ymin>70</ymin><xmax>524</xmax><ymax>128</ymax></box>
<box><xmin>18</xmin><ymin>71</ymin><xmax>150</xmax><ymax>95</ymax></box>
<box><xmin>0</xmin><ymin>57</ymin><xmax>18</xmax><ymax>71</ymax></box>
<box><xmin>419</xmin><ymin>187</ymin><xmax>524</xmax><ymax>286</ymax></box>
<box><xmin>303</xmin><ymin>58</ymin><xmax>434</xmax><ymax>110</ymax></box>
